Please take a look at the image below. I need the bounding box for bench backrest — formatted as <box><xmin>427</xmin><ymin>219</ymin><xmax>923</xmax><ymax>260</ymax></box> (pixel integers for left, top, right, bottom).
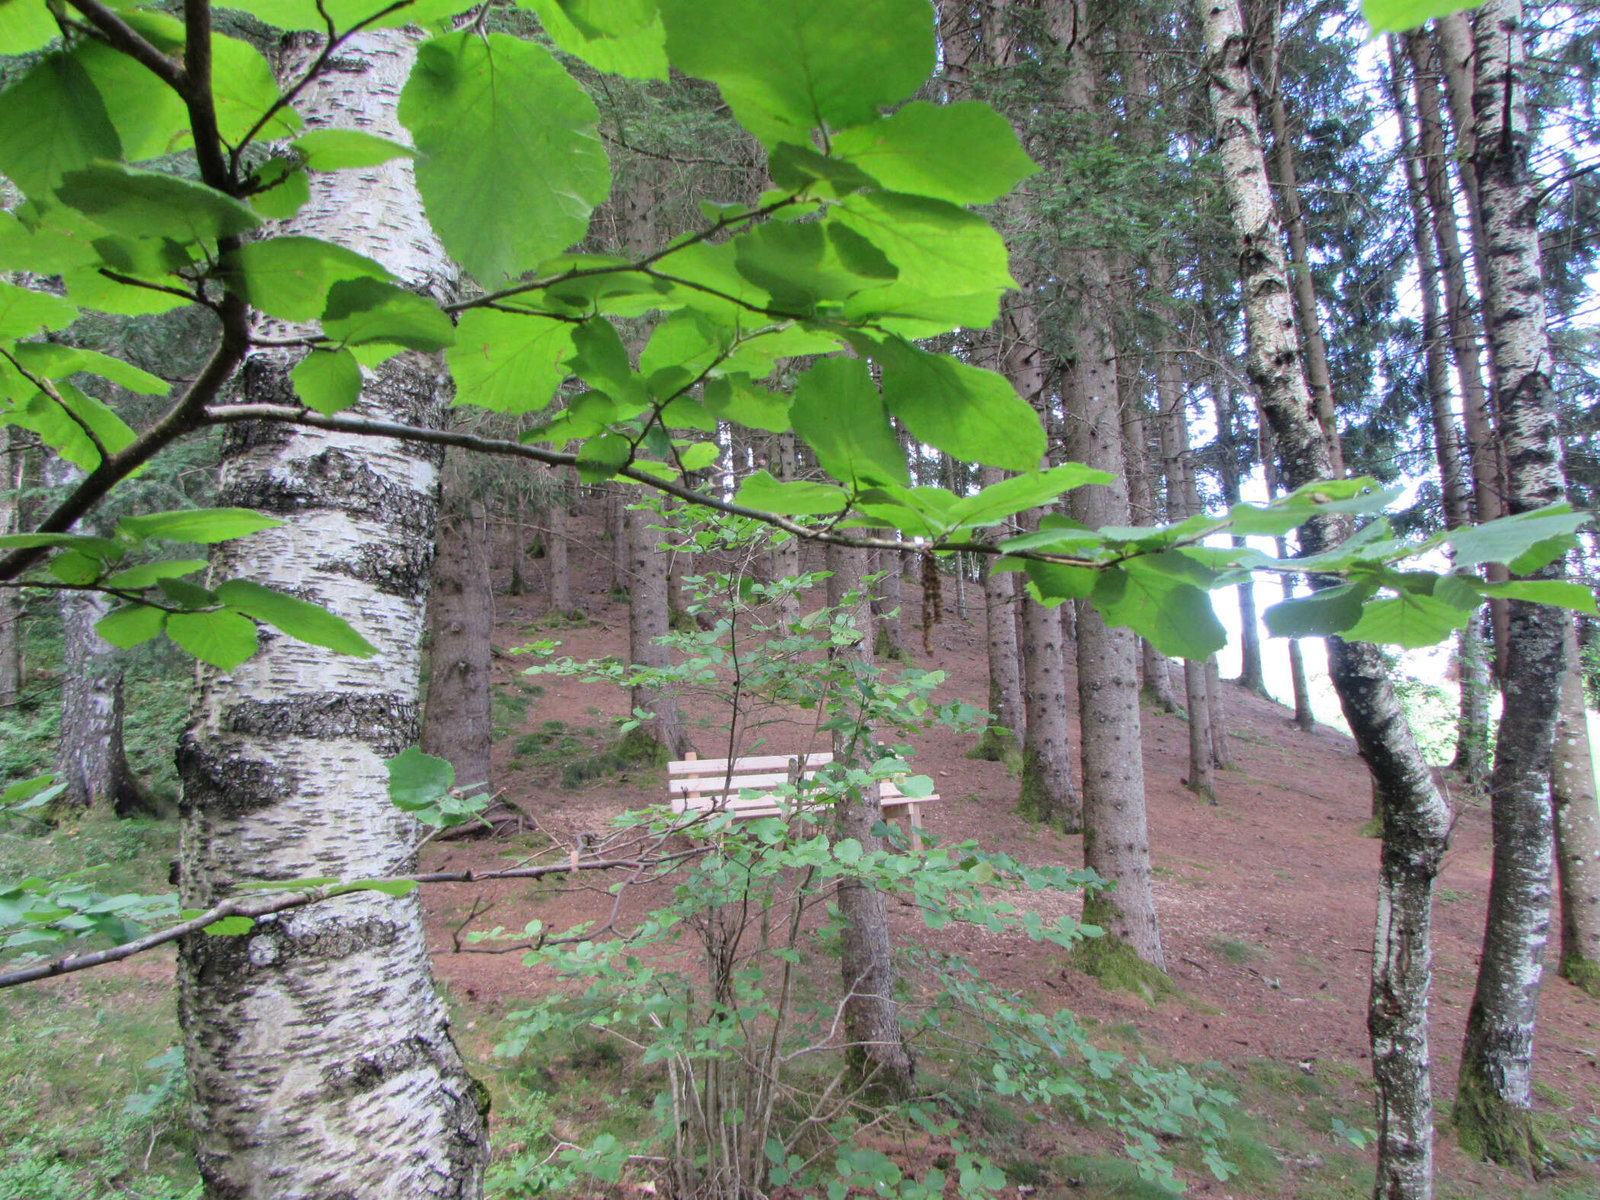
<box><xmin>668</xmin><ymin>752</ymin><xmax>835</xmax><ymax>805</ymax></box>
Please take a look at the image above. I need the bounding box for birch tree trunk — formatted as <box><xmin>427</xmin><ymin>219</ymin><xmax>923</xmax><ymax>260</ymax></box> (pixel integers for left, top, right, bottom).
<box><xmin>825</xmin><ymin>542</ymin><xmax>915</xmax><ymax>1097</ymax></box>
<box><xmin>176</xmin><ymin>32</ymin><xmax>487</xmax><ymax>1198</ymax></box>
<box><xmin>422</xmin><ymin>473</ymin><xmax>493</xmax><ymax>797</ymax></box>
<box><xmin>1553</xmin><ymin>618</ymin><xmax>1600</xmax><ymax>998</ymax></box>
<box><xmin>1455</xmin><ymin>1</ymin><xmax>1571</xmax><ymax>1168</ymax></box>
<box><xmin>1199</xmin><ymin>3</ymin><xmax>1451</xmax><ymax>1194</ymax></box>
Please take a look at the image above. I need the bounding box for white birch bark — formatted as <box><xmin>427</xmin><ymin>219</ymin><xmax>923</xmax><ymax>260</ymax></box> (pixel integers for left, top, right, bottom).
<box><xmin>177</xmin><ymin>32</ymin><xmax>487</xmax><ymax>1198</ymax></box>
<box><xmin>1198</xmin><ymin>3</ymin><xmax>1451</xmax><ymax>1195</ymax></box>
<box><xmin>1454</xmin><ymin>1</ymin><xmax>1569</xmax><ymax>1168</ymax></box>
<box><xmin>1553</xmin><ymin>618</ymin><xmax>1600</xmax><ymax>997</ymax></box>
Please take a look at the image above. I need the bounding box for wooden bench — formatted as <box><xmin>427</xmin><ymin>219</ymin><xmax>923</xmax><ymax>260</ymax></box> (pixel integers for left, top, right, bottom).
<box><xmin>666</xmin><ymin>751</ymin><xmax>939</xmax><ymax>850</ymax></box>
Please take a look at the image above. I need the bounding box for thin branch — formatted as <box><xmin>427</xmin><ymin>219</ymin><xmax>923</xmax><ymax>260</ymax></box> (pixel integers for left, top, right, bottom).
<box><xmin>64</xmin><ymin>0</ymin><xmax>186</xmax><ymax>92</ymax></box>
<box><xmin>0</xmin><ymin>346</ymin><xmax>108</xmax><ymax>463</ymax></box>
<box><xmin>0</xmin><ymin>847</ymin><xmax>708</xmax><ymax>990</ymax></box>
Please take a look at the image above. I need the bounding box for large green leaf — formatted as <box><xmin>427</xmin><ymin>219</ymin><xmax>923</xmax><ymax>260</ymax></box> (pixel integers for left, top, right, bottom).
<box><xmin>449</xmin><ymin>309</ymin><xmax>574</xmax><ymax>414</ymax></box>
<box><xmin>1089</xmin><ymin>561</ymin><xmax>1226</xmax><ymax>661</ymax></box>
<box><xmin>215</xmin><ymin>579</ymin><xmax>376</xmax><ymax>657</ymax></box>
<box><xmin>8</xmin><ymin>343</ymin><xmax>167</xmax><ymax>395</ymax></box>
<box><xmin>1342</xmin><ymin>592</ymin><xmax>1471</xmax><ymax>649</ymax></box>
<box><xmin>9</xmin><ymin>383</ymin><xmax>137</xmax><ymax>469</ymax></box>
<box><xmin>568</xmin><ymin>318</ymin><xmax>649</xmax><ymax>409</ymax></box>
<box><xmin>321</xmin><ymin>278</ymin><xmax>453</xmax><ymax>351</ymax></box>
<box><xmin>831</xmin><ymin>102</ymin><xmax>1036</xmax><ymax>206</ymax></box>
<box><xmin>387</xmin><ymin>745</ymin><xmax>454</xmax><ymax>811</ymax></box>
<box><xmin>0</xmin><ymin>53</ymin><xmax>120</xmax><ymax>199</ymax></box>
<box><xmin>56</xmin><ymin>164</ymin><xmax>261</xmax><ymax>242</ymax></box>
<box><xmin>219</xmin><ymin>0</ymin><xmax>464</xmax><ymax>31</ymax></box>
<box><xmin>731</xmin><ymin>219</ymin><xmax>893</xmax><ymax>315</ymax></box>
<box><xmin>945</xmin><ymin>466</ymin><xmax>1112</xmax><ymax>531</ymax></box>
<box><xmin>0</xmin><ymin>282</ymin><xmax>77</xmax><ymax>338</ymax></box>
<box><xmin>400</xmin><ymin>33</ymin><xmax>610</xmax><ymax>284</ymax></box>
<box><xmin>103</xmin><ymin>560</ymin><xmax>209</xmax><ymax>589</ymax></box>
<box><xmin>166</xmin><ymin>610</ymin><xmax>258</xmax><ymax>670</ymax></box>
<box><xmin>291</xmin><ymin>348</ymin><xmax>363</xmax><ymax>415</ymax></box>
<box><xmin>290</xmin><ymin>130</ymin><xmax>415</xmax><ymax>171</ymax></box>
<box><xmin>658</xmin><ymin>0</ymin><xmax>933</xmax><ymax>147</ymax></box>
<box><xmin>789</xmin><ymin>357</ymin><xmax>907</xmax><ymax>488</ymax></box>
<box><xmin>874</xmin><ymin>338</ymin><xmax>1043</xmax><ymax>472</ymax></box>
<box><xmin>1263</xmin><ymin>582</ymin><xmax>1374</xmax><ymax>639</ymax></box>
<box><xmin>735</xmin><ymin>469</ymin><xmax>849</xmax><ymax>516</ymax></box>
<box><xmin>1362</xmin><ymin>0</ymin><xmax>1479</xmax><ymax>33</ymax></box>
<box><xmin>95</xmin><ymin>604</ymin><xmax>167</xmax><ymax>649</ymax></box>
<box><xmin>225</xmin><ymin>237</ymin><xmax>394</xmax><ymax>322</ymax></box>
<box><xmin>1476</xmin><ymin>579</ymin><xmax>1599</xmax><ymax>615</ymax></box>
<box><xmin>703</xmin><ymin>375</ymin><xmax>791</xmax><ymax>431</ymax></box>
<box><xmin>0</xmin><ymin>0</ymin><xmax>60</xmax><ymax>54</ymax></box>
<box><xmin>119</xmin><ymin>508</ymin><xmax>282</xmax><ymax>544</ymax></box>
<box><xmin>1446</xmin><ymin>505</ymin><xmax>1589</xmax><ymax>572</ymax></box>
<box><xmin>521</xmin><ymin>0</ymin><xmax>668</xmax><ymax>79</ymax></box>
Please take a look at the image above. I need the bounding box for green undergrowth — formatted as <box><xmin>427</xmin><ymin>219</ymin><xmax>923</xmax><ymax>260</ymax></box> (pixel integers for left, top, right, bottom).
<box><xmin>0</xmin><ymin>978</ymin><xmax>196</xmax><ymax>1199</ymax></box>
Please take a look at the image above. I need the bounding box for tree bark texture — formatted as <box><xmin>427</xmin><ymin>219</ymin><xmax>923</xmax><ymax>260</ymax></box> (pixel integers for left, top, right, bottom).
<box><xmin>1553</xmin><ymin>618</ymin><xmax>1600</xmax><ymax>997</ymax></box>
<box><xmin>545</xmin><ymin>468</ymin><xmax>571</xmax><ymax>615</ymax></box>
<box><xmin>1455</xmin><ymin>2</ymin><xmax>1573</xmax><ymax>1167</ymax></box>
<box><xmin>422</xmin><ymin>475</ymin><xmax>493</xmax><ymax>795</ymax></box>
<box><xmin>625</xmin><ymin>491</ymin><xmax>688</xmax><ymax>759</ymax></box>
<box><xmin>57</xmin><ymin>569</ymin><xmax>145</xmax><ymax>815</ymax></box>
<box><xmin>0</xmin><ymin>430</ymin><xmax>21</xmax><ymax>708</ymax></box>
<box><xmin>1199</xmin><ymin>4</ymin><xmax>1453</xmax><ymax>1194</ymax></box>
<box><xmin>176</xmin><ymin>32</ymin><xmax>487</xmax><ymax>1199</ymax></box>
<box><xmin>825</xmin><ymin>542</ymin><xmax>915</xmax><ymax>1097</ymax></box>
<box><xmin>976</xmin><ymin>464</ymin><xmax>1024</xmax><ymax>760</ymax></box>
<box><xmin>770</xmin><ymin>432</ymin><xmax>803</xmax><ymax>629</ymax></box>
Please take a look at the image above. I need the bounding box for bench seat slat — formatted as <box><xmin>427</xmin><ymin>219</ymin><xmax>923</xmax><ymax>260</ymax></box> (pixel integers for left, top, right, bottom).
<box><xmin>667</xmin><ymin>753</ymin><xmax>833</xmax><ymax>777</ymax></box>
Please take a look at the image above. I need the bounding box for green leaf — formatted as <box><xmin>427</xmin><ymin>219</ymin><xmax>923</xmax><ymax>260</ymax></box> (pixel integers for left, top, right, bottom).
<box><xmin>640</xmin><ymin>310</ymin><xmax>728</xmax><ymax>395</ymax></box>
<box><xmin>321</xmin><ymin>278</ymin><xmax>453</xmax><ymax>351</ymax></box>
<box><xmin>166</xmin><ymin>610</ymin><xmax>259</xmax><ymax>670</ymax></box>
<box><xmin>833</xmin><ymin>191</ymin><xmax>1014</xmax><ymax>332</ymax></box>
<box><xmin>1446</xmin><ymin>505</ymin><xmax>1589</xmax><ymax>572</ymax></box>
<box><xmin>946</xmin><ymin>466</ymin><xmax>1112</xmax><ymax>530</ymax></box>
<box><xmin>0</xmin><ymin>0</ymin><xmax>62</xmax><ymax>54</ymax></box>
<box><xmin>575</xmin><ymin>431</ymin><xmax>632</xmax><ymax>482</ymax></box>
<box><xmin>679</xmin><ymin>442</ymin><xmax>719</xmax><ymax>472</ymax></box>
<box><xmin>831</xmin><ymin>102</ymin><xmax>1036</xmax><ymax>205</ymax></box>
<box><xmin>331</xmin><ymin>877</ymin><xmax>418</xmax><ymax>897</ymax></box>
<box><xmin>291</xmin><ymin>348</ymin><xmax>363</xmax><ymax>415</ymax></box>
<box><xmin>1263</xmin><ymin>583</ymin><xmax>1374</xmax><ymax>639</ymax></box>
<box><xmin>119</xmin><ymin>508</ymin><xmax>281</xmax><ymax>544</ymax></box>
<box><xmin>874</xmin><ymin>337</ymin><xmax>1044</xmax><ymax>472</ymax></box>
<box><xmin>219</xmin><ymin>0</ymin><xmax>464</xmax><ymax>31</ymax></box>
<box><xmin>1343</xmin><ymin>593</ymin><xmax>1471</xmax><ymax>649</ymax></box>
<box><xmin>49</xmin><ymin>550</ymin><xmax>100</xmax><ymax>585</ymax></box>
<box><xmin>1089</xmin><ymin>562</ymin><xmax>1226</xmax><ymax>660</ymax></box>
<box><xmin>10</xmin><ymin>382</ymin><xmax>137</xmax><ymax>469</ymax></box>
<box><xmin>449</xmin><ymin>309</ymin><xmax>574</xmax><ymax>414</ymax></box>
<box><xmin>203</xmin><ymin>915</ymin><xmax>255</xmax><ymax>936</ymax></box>
<box><xmin>56</xmin><ymin>164</ymin><xmax>261</xmax><ymax>242</ymax></box>
<box><xmin>248</xmin><ymin>158</ymin><xmax>310</xmax><ymax>220</ymax></box>
<box><xmin>703</xmin><ymin>375</ymin><xmax>791</xmax><ymax>432</ymax></box>
<box><xmin>9</xmin><ymin>343</ymin><xmax>167</xmax><ymax>395</ymax></box>
<box><xmin>157</xmin><ymin>577</ymin><xmax>218</xmax><ymax>609</ymax></box>
<box><xmin>95</xmin><ymin>604</ymin><xmax>169</xmax><ymax>649</ymax></box>
<box><xmin>0</xmin><ymin>282</ymin><xmax>77</xmax><ymax>338</ymax></box>
<box><xmin>226</xmin><ymin>237</ymin><xmax>394</xmax><ymax>322</ymax></box>
<box><xmin>521</xmin><ymin>0</ymin><xmax>669</xmax><ymax>79</ymax></box>
<box><xmin>789</xmin><ymin>357</ymin><xmax>908</xmax><ymax>488</ymax></box>
<box><xmin>1362</xmin><ymin>0</ymin><xmax>1480</xmax><ymax>33</ymax></box>
<box><xmin>290</xmin><ymin>129</ymin><xmax>416</xmax><ymax>170</ymax></box>
<box><xmin>400</xmin><ymin>32</ymin><xmax>610</xmax><ymax>284</ymax></box>
<box><xmin>387</xmin><ymin>746</ymin><xmax>455</xmax><ymax>811</ymax></box>
<box><xmin>1020</xmin><ymin>560</ymin><xmax>1099</xmax><ymax>604</ymax></box>
<box><xmin>658</xmin><ymin>0</ymin><xmax>934</xmax><ymax>147</ymax></box>
<box><xmin>214</xmin><ymin>579</ymin><xmax>376</xmax><ymax>657</ymax></box>
<box><xmin>1476</xmin><ymin>579</ymin><xmax>1599</xmax><ymax>615</ymax></box>
<box><xmin>731</xmin><ymin>219</ymin><xmax>892</xmax><ymax>315</ymax></box>
<box><xmin>0</xmin><ymin>531</ymin><xmax>123</xmax><ymax>558</ymax></box>
<box><xmin>1</xmin><ymin>772</ymin><xmax>63</xmax><ymax>806</ymax></box>
<box><xmin>0</xmin><ymin>53</ymin><xmax>120</xmax><ymax>199</ymax></box>
<box><xmin>735</xmin><ymin>469</ymin><xmax>849</xmax><ymax>516</ymax></box>
<box><xmin>103</xmin><ymin>560</ymin><xmax>208</xmax><ymax>588</ymax></box>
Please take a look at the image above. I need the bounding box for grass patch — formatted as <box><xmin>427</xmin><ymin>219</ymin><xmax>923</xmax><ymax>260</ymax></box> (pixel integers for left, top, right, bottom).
<box><xmin>1211</xmin><ymin>936</ymin><xmax>1267</xmax><ymax>965</ymax></box>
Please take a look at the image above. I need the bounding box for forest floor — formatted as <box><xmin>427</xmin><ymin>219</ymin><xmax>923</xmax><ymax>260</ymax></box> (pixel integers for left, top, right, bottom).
<box><xmin>5</xmin><ymin>523</ymin><xmax>1600</xmax><ymax>1200</ymax></box>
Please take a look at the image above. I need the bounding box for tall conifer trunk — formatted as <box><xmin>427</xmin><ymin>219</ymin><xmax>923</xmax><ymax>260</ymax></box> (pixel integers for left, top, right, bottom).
<box><xmin>975</xmin><ymin>463</ymin><xmax>1025</xmax><ymax>760</ymax></box>
<box><xmin>422</xmin><ymin>468</ymin><xmax>493</xmax><ymax>797</ymax></box>
<box><xmin>1553</xmin><ymin>618</ymin><xmax>1600</xmax><ymax>997</ymax></box>
<box><xmin>1453</xmin><ymin>1</ymin><xmax>1572</xmax><ymax>1168</ymax></box>
<box><xmin>0</xmin><ymin>430</ymin><xmax>21</xmax><ymax>709</ymax></box>
<box><xmin>176</xmin><ymin>32</ymin><xmax>487</xmax><ymax>1197</ymax></box>
<box><xmin>1199</xmin><ymin>3</ymin><xmax>1451</xmax><ymax>1194</ymax></box>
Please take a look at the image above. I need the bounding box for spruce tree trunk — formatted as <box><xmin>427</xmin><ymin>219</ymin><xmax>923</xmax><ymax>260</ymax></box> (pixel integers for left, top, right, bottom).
<box><xmin>1018</xmin><ymin>579</ymin><xmax>1078</xmax><ymax>829</ymax></box>
<box><xmin>870</xmin><ymin>541</ymin><xmax>905</xmax><ymax>660</ymax></box>
<box><xmin>825</xmin><ymin>542</ymin><xmax>915</xmax><ymax>1097</ymax></box>
<box><xmin>546</xmin><ymin>469</ymin><xmax>571</xmax><ymax>615</ymax></box>
<box><xmin>1553</xmin><ymin>618</ymin><xmax>1600</xmax><ymax>997</ymax></box>
<box><xmin>0</xmin><ymin>430</ymin><xmax>21</xmax><ymax>709</ymax></box>
<box><xmin>422</xmin><ymin>477</ymin><xmax>493</xmax><ymax>796</ymax></box>
<box><xmin>1047</xmin><ymin>0</ymin><xmax>1162</xmax><ymax>961</ymax></box>
<box><xmin>625</xmin><ymin>492</ymin><xmax>688</xmax><ymax>759</ymax></box>
<box><xmin>508</xmin><ymin>490</ymin><xmax>529</xmax><ymax>597</ymax></box>
<box><xmin>976</xmin><ymin>468</ymin><xmax>1025</xmax><ymax>760</ymax></box>
<box><xmin>1455</xmin><ymin>2</ymin><xmax>1573</xmax><ymax>1167</ymax></box>
<box><xmin>1200</xmin><ymin>4</ymin><xmax>1451</xmax><ymax>1194</ymax></box>
<box><xmin>1205</xmin><ymin>657</ymin><xmax>1232</xmax><ymax>770</ymax></box>
<box><xmin>770</xmin><ymin>433</ymin><xmax>803</xmax><ymax>628</ymax></box>
<box><xmin>176</xmin><ymin>32</ymin><xmax>488</xmax><ymax>1198</ymax></box>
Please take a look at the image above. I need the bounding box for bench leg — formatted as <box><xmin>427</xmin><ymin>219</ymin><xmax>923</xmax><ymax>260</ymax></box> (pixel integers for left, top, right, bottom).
<box><xmin>907</xmin><ymin>805</ymin><xmax>923</xmax><ymax>852</ymax></box>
